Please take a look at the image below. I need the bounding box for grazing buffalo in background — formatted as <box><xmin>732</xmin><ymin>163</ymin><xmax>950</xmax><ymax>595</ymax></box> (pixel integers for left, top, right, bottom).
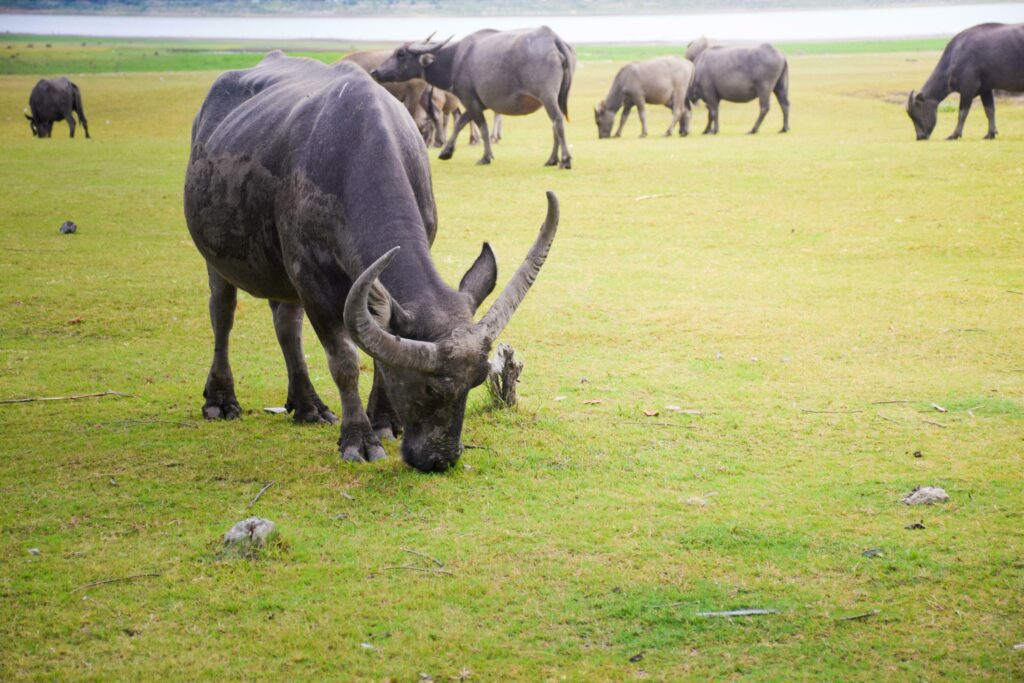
<box><xmin>907</xmin><ymin>23</ymin><xmax>1024</xmax><ymax>140</ymax></box>
<box><xmin>25</xmin><ymin>77</ymin><xmax>90</xmax><ymax>138</ymax></box>
<box><xmin>184</xmin><ymin>52</ymin><xmax>559</xmax><ymax>472</ymax></box>
<box><xmin>372</xmin><ymin>27</ymin><xmax>576</xmax><ymax>168</ymax></box>
<box><xmin>686</xmin><ymin>41</ymin><xmax>790</xmax><ymax>135</ymax></box>
<box><xmin>684</xmin><ymin>36</ymin><xmax>719</xmax><ymax>62</ymax></box>
<box><xmin>594</xmin><ymin>56</ymin><xmax>695</xmax><ymax>138</ymax></box>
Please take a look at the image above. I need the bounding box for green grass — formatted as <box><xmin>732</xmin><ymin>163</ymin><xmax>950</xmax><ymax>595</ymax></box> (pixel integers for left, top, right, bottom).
<box><xmin>2</xmin><ymin>34</ymin><xmax>953</xmax><ymax>76</ymax></box>
<box><xmin>2</xmin><ymin>42</ymin><xmax>1024</xmax><ymax>680</ymax></box>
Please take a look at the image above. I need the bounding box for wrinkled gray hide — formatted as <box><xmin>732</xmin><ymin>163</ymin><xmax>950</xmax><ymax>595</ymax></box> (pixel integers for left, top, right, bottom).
<box><xmin>907</xmin><ymin>22</ymin><xmax>1024</xmax><ymax>140</ymax></box>
<box><xmin>594</xmin><ymin>56</ymin><xmax>695</xmax><ymax>138</ymax></box>
<box><xmin>371</xmin><ymin>27</ymin><xmax>576</xmax><ymax>168</ymax></box>
<box><xmin>183</xmin><ymin>52</ymin><xmax>559</xmax><ymax>473</ymax></box>
<box><xmin>25</xmin><ymin>77</ymin><xmax>90</xmax><ymax>139</ymax></box>
<box><xmin>687</xmin><ymin>42</ymin><xmax>790</xmax><ymax>135</ymax></box>
<box><xmin>342</xmin><ymin>50</ymin><xmax>431</xmax><ymax>124</ymax></box>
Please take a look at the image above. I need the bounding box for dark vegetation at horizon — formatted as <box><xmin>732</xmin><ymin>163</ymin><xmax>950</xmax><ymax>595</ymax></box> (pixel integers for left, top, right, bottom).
<box><xmin>2</xmin><ymin>0</ymin><xmax>1011</xmax><ymax>15</ymax></box>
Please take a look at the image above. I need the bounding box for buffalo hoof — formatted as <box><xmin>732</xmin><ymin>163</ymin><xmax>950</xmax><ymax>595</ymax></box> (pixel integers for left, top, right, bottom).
<box><xmin>946</xmin><ymin>133</ymin><xmax>962</xmax><ymax>140</ymax></box>
<box><xmin>544</xmin><ymin>158</ymin><xmax>558</xmax><ymax>167</ymax></box>
<box><xmin>339</xmin><ymin>425</ymin><xmax>387</xmax><ymax>464</ymax></box>
<box><xmin>203</xmin><ymin>398</ymin><xmax>241</xmax><ymax>420</ymax></box>
<box><xmin>984</xmin><ymin>132</ymin><xmax>997</xmax><ymax>140</ymax></box>
<box><xmin>287</xmin><ymin>396</ymin><xmax>338</xmax><ymax>425</ymax></box>
<box><xmin>438</xmin><ymin>149</ymin><xmax>454</xmax><ymax>160</ymax></box>
<box><xmin>779</xmin><ymin>127</ymin><xmax>789</xmax><ymax>134</ymax></box>
<box><xmin>559</xmin><ymin>158</ymin><xmax>572</xmax><ymax>170</ymax></box>
<box><xmin>476</xmin><ymin>156</ymin><xmax>492</xmax><ymax>165</ymax></box>
<box><xmin>372</xmin><ymin>415</ymin><xmax>402</xmax><ymax>441</ymax></box>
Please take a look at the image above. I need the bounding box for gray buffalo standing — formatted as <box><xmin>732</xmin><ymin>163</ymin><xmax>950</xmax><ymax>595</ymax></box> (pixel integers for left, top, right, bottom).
<box><xmin>907</xmin><ymin>23</ymin><xmax>1024</xmax><ymax>140</ymax></box>
<box><xmin>371</xmin><ymin>27</ymin><xmax>576</xmax><ymax>168</ymax></box>
<box><xmin>25</xmin><ymin>77</ymin><xmax>90</xmax><ymax>138</ymax></box>
<box><xmin>183</xmin><ymin>52</ymin><xmax>559</xmax><ymax>472</ymax></box>
<box><xmin>686</xmin><ymin>41</ymin><xmax>790</xmax><ymax>135</ymax></box>
<box><xmin>594</xmin><ymin>56</ymin><xmax>695</xmax><ymax>138</ymax></box>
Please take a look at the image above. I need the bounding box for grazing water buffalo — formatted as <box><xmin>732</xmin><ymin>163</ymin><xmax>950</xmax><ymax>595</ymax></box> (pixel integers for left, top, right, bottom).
<box><xmin>684</xmin><ymin>36</ymin><xmax>719</xmax><ymax>62</ymax></box>
<box><xmin>594</xmin><ymin>56</ymin><xmax>695</xmax><ymax>138</ymax></box>
<box><xmin>25</xmin><ymin>77</ymin><xmax>90</xmax><ymax>138</ymax></box>
<box><xmin>372</xmin><ymin>27</ymin><xmax>576</xmax><ymax>168</ymax></box>
<box><xmin>906</xmin><ymin>23</ymin><xmax>1024</xmax><ymax>140</ymax></box>
<box><xmin>184</xmin><ymin>52</ymin><xmax>559</xmax><ymax>472</ymax></box>
<box><xmin>686</xmin><ymin>42</ymin><xmax>789</xmax><ymax>135</ymax></box>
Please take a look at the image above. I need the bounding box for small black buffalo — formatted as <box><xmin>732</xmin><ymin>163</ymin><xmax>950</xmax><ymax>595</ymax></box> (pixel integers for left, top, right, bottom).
<box><xmin>25</xmin><ymin>77</ymin><xmax>90</xmax><ymax>139</ymax></box>
<box><xmin>907</xmin><ymin>22</ymin><xmax>1024</xmax><ymax>140</ymax></box>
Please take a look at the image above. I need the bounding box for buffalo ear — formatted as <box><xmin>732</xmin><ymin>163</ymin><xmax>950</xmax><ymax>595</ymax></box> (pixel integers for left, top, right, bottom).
<box><xmin>419</xmin><ymin>53</ymin><xmax>435</xmax><ymax>68</ymax></box>
<box><xmin>459</xmin><ymin>242</ymin><xmax>498</xmax><ymax>313</ymax></box>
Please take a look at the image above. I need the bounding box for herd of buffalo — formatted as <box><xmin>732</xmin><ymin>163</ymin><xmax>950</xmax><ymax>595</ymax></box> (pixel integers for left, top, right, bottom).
<box><xmin>23</xmin><ymin>22</ymin><xmax>1024</xmax><ymax>471</ymax></box>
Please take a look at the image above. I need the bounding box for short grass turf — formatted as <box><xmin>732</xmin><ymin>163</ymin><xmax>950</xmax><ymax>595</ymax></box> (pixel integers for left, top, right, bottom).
<box><xmin>1</xmin><ymin>42</ymin><xmax>1023</xmax><ymax>680</ymax></box>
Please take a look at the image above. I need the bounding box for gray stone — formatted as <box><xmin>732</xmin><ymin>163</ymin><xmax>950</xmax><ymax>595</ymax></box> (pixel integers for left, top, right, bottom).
<box><xmin>901</xmin><ymin>486</ymin><xmax>949</xmax><ymax>505</ymax></box>
<box><xmin>59</xmin><ymin>220</ymin><xmax>76</xmax><ymax>234</ymax></box>
<box><xmin>223</xmin><ymin>517</ymin><xmax>277</xmax><ymax>548</ymax></box>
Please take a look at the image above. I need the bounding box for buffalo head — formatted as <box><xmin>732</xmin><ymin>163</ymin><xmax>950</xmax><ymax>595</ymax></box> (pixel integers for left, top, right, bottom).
<box><xmin>371</xmin><ymin>36</ymin><xmax>452</xmax><ymax>83</ymax></box>
<box><xmin>594</xmin><ymin>102</ymin><xmax>615</xmax><ymax>138</ymax></box>
<box><xmin>24</xmin><ymin>110</ymin><xmax>44</xmax><ymax>137</ymax></box>
<box><xmin>344</xmin><ymin>191</ymin><xmax>558</xmax><ymax>473</ymax></box>
<box><xmin>906</xmin><ymin>90</ymin><xmax>937</xmax><ymax>140</ymax></box>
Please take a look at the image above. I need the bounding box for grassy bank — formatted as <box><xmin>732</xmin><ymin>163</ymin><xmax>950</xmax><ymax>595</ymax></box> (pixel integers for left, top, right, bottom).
<box><xmin>0</xmin><ymin>33</ymin><xmax>951</xmax><ymax>75</ymax></box>
<box><xmin>1</xmin><ymin>41</ymin><xmax>1022</xmax><ymax>680</ymax></box>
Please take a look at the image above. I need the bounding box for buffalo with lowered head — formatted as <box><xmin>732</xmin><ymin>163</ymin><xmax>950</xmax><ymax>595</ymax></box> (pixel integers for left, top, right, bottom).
<box><xmin>184</xmin><ymin>52</ymin><xmax>559</xmax><ymax>472</ymax></box>
<box><xmin>686</xmin><ymin>41</ymin><xmax>789</xmax><ymax>135</ymax></box>
<box><xmin>25</xmin><ymin>77</ymin><xmax>90</xmax><ymax>138</ymax></box>
<box><xmin>594</xmin><ymin>56</ymin><xmax>695</xmax><ymax>138</ymax></box>
<box><xmin>907</xmin><ymin>23</ymin><xmax>1024</xmax><ymax>140</ymax></box>
<box><xmin>371</xmin><ymin>27</ymin><xmax>575</xmax><ymax>168</ymax></box>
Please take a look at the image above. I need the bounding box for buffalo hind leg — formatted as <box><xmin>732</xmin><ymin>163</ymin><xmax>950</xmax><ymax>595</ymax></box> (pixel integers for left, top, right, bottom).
<box><xmin>774</xmin><ymin>81</ymin><xmax>790</xmax><ymax>133</ymax></box>
<box><xmin>473</xmin><ymin>112</ymin><xmax>495</xmax><ymax>165</ymax></box>
<box><xmin>702</xmin><ymin>99</ymin><xmax>718</xmax><ymax>135</ymax></box>
<box><xmin>980</xmin><ymin>89</ymin><xmax>997</xmax><ymax>139</ymax></box>
<box><xmin>269</xmin><ymin>300</ymin><xmax>337</xmax><ymax>424</ymax></box>
<box><xmin>64</xmin><ymin>108</ymin><xmax>76</xmax><ymax>138</ymax></box>
<box><xmin>367</xmin><ymin>364</ymin><xmax>402</xmax><ymax>440</ymax></box>
<box><xmin>749</xmin><ymin>87</ymin><xmax>772</xmax><ymax>134</ymax></box>
<box><xmin>543</xmin><ymin>98</ymin><xmax>571</xmax><ymax>169</ymax></box>
<box><xmin>202</xmin><ymin>266</ymin><xmax>242</xmax><ymax>420</ymax></box>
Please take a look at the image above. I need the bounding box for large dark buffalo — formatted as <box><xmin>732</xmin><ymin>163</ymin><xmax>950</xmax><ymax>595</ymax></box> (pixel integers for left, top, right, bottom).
<box><xmin>594</xmin><ymin>56</ymin><xmax>695</xmax><ymax>138</ymax></box>
<box><xmin>183</xmin><ymin>52</ymin><xmax>559</xmax><ymax>472</ymax></box>
<box><xmin>25</xmin><ymin>77</ymin><xmax>90</xmax><ymax>138</ymax></box>
<box><xmin>907</xmin><ymin>23</ymin><xmax>1024</xmax><ymax>140</ymax></box>
<box><xmin>686</xmin><ymin>41</ymin><xmax>789</xmax><ymax>135</ymax></box>
<box><xmin>371</xmin><ymin>27</ymin><xmax>576</xmax><ymax>168</ymax></box>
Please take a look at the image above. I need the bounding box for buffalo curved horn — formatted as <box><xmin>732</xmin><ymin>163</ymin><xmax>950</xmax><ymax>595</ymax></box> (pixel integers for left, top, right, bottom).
<box><xmin>409</xmin><ymin>34</ymin><xmax>453</xmax><ymax>55</ymax></box>
<box><xmin>423</xmin><ymin>31</ymin><xmax>437</xmax><ymax>43</ymax></box>
<box><xmin>906</xmin><ymin>90</ymin><xmax>916</xmax><ymax>110</ymax></box>
<box><xmin>344</xmin><ymin>247</ymin><xmax>441</xmax><ymax>371</ymax></box>
<box><xmin>477</xmin><ymin>191</ymin><xmax>559</xmax><ymax>342</ymax></box>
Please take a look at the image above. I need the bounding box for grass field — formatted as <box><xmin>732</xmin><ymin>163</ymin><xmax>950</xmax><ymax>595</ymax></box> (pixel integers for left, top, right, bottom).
<box><xmin>1</xmin><ymin>36</ymin><xmax>1023</xmax><ymax>680</ymax></box>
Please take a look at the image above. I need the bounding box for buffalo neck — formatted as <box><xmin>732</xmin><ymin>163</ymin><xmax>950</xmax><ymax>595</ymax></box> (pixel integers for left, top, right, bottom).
<box><xmin>920</xmin><ymin>50</ymin><xmax>954</xmax><ymax>102</ymax></box>
<box><xmin>603</xmin><ymin>77</ymin><xmax>627</xmax><ymax>112</ymax></box>
<box><xmin>423</xmin><ymin>45</ymin><xmax>458</xmax><ymax>91</ymax></box>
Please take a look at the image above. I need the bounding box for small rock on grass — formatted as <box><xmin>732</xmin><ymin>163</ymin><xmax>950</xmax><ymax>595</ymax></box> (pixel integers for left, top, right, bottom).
<box><xmin>59</xmin><ymin>220</ymin><xmax>76</xmax><ymax>234</ymax></box>
<box><xmin>224</xmin><ymin>517</ymin><xmax>277</xmax><ymax>550</ymax></box>
<box><xmin>901</xmin><ymin>487</ymin><xmax>949</xmax><ymax>505</ymax></box>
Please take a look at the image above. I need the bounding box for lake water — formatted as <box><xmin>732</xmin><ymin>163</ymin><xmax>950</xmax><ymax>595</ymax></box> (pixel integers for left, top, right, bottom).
<box><xmin>2</xmin><ymin>3</ymin><xmax>1022</xmax><ymax>43</ymax></box>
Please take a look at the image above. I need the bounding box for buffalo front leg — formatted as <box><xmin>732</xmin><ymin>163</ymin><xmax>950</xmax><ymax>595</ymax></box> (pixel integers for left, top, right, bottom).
<box><xmin>367</xmin><ymin>363</ymin><xmax>402</xmax><ymax>440</ymax></box>
<box><xmin>306</xmin><ymin>314</ymin><xmax>386</xmax><ymax>464</ymax></box>
<box><xmin>202</xmin><ymin>266</ymin><xmax>242</xmax><ymax>420</ymax></box>
<box><xmin>702</xmin><ymin>100</ymin><xmax>717</xmax><ymax>134</ymax></box>
<box><xmin>614</xmin><ymin>103</ymin><xmax>632</xmax><ymax>137</ymax></box>
<box><xmin>473</xmin><ymin>112</ymin><xmax>495</xmax><ymax>165</ymax></box>
<box><xmin>439</xmin><ymin>110</ymin><xmax>476</xmax><ymax>160</ymax></box>
<box><xmin>65</xmin><ymin>109</ymin><xmax>76</xmax><ymax>138</ymax></box>
<box><xmin>268</xmin><ymin>300</ymin><xmax>337</xmax><ymax>424</ymax></box>
<box><xmin>948</xmin><ymin>92</ymin><xmax>974</xmax><ymax>140</ymax></box>
<box><xmin>980</xmin><ymin>89</ymin><xmax>997</xmax><ymax>139</ymax></box>
<box><xmin>637</xmin><ymin>102</ymin><xmax>649</xmax><ymax>137</ymax></box>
